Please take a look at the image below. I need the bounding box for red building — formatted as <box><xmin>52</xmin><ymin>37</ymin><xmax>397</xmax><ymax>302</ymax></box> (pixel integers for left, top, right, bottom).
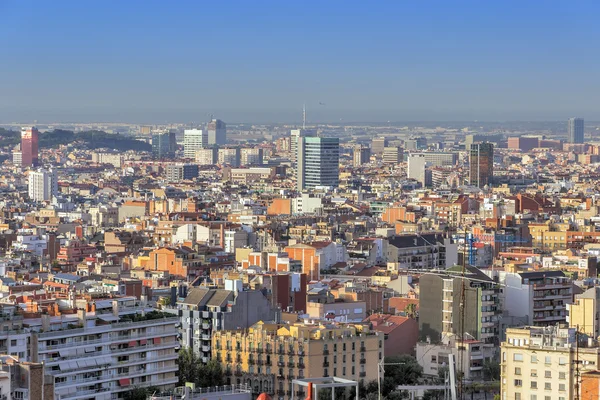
<box><xmin>21</xmin><ymin>126</ymin><xmax>39</xmax><ymax>167</ymax></box>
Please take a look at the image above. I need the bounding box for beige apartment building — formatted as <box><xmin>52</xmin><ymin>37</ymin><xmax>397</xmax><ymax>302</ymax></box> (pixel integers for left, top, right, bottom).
<box><xmin>212</xmin><ymin>321</ymin><xmax>382</xmax><ymax>400</ymax></box>
<box><xmin>501</xmin><ymin>326</ymin><xmax>600</xmax><ymax>400</ymax></box>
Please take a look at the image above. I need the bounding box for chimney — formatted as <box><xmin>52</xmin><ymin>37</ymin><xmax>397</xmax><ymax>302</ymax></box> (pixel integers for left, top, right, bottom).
<box><xmin>77</xmin><ymin>309</ymin><xmax>86</xmax><ymax>327</ymax></box>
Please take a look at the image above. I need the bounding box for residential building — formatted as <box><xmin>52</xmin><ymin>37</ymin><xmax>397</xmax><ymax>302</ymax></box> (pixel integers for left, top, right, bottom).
<box><xmin>507</xmin><ymin>136</ymin><xmax>539</xmax><ymax>152</ymax></box>
<box><xmin>174</xmin><ymin>282</ymin><xmax>280</xmax><ymax>362</ymax></box>
<box><xmin>404</xmin><ymin>137</ymin><xmax>427</xmax><ymax>150</ymax></box>
<box><xmin>469</xmin><ymin>142</ymin><xmax>494</xmax><ymax>188</ymax></box>
<box><xmin>227</xmin><ymin>168</ymin><xmax>274</xmax><ymax>185</ymax></box>
<box><xmin>365</xmin><ymin>314</ymin><xmax>418</xmax><ymax>356</ymax></box>
<box><xmin>419</xmin><ymin>266</ymin><xmax>500</xmax><ymax>347</ymax></box>
<box><xmin>353</xmin><ymin>146</ymin><xmax>371</xmax><ymax>167</ymax></box>
<box><xmin>500</xmin><ymin>325</ymin><xmax>598</xmax><ymax>400</ymax></box>
<box><xmin>567</xmin><ymin>287</ymin><xmax>600</xmax><ymax>338</ymax></box>
<box><xmin>409</xmin><ymin>152</ymin><xmax>457</xmax><ymax>167</ymax></box>
<box><xmin>207</xmin><ymin>119</ymin><xmax>227</xmax><ymax>145</ymax></box>
<box><xmin>371</xmin><ymin>137</ymin><xmax>388</xmax><ymax>155</ymax></box>
<box><xmin>297</xmin><ymin>137</ymin><xmax>340</xmax><ymax>190</ymax></box>
<box><xmin>211</xmin><ymin>321</ymin><xmax>383</xmax><ymax>399</ymax></box>
<box><xmin>568</xmin><ymin>117</ymin><xmax>584</xmax><ymax>144</ymax></box>
<box><xmin>306</xmin><ymin>301</ymin><xmax>367</xmax><ymax>322</ymax></box>
<box><xmin>382</xmin><ymin>146</ymin><xmax>402</xmax><ymax>164</ymax></box>
<box><xmin>0</xmin><ymin>357</ymin><xmax>54</xmax><ymax>400</ymax></box>
<box><xmin>407</xmin><ymin>153</ymin><xmax>430</xmax><ymax>187</ymax></box>
<box><xmin>284</xmin><ymin>241</ymin><xmax>348</xmax><ymax>281</ymax></box>
<box><xmin>184</xmin><ymin>129</ymin><xmax>208</xmax><ymax>158</ymax></box>
<box><xmin>21</xmin><ymin>126</ymin><xmax>39</xmax><ymax>168</ymax></box>
<box><xmin>241</xmin><ymin>148</ymin><xmax>264</xmax><ymax>166</ymax></box>
<box><xmin>219</xmin><ymin>148</ymin><xmax>241</xmax><ymax>167</ymax></box>
<box><xmin>152</xmin><ymin>130</ymin><xmax>177</xmax><ymax>159</ymax></box>
<box><xmin>196</xmin><ymin>148</ymin><xmax>219</xmax><ymax>165</ymax></box>
<box><xmin>387</xmin><ymin>233</ymin><xmax>454</xmax><ymax>270</ymax></box>
<box><xmin>28</xmin><ymin>168</ymin><xmax>58</xmax><ymax>202</ymax></box>
<box><xmin>166</xmin><ymin>164</ymin><xmax>199</xmax><ymax>182</ymax></box>
<box><xmin>30</xmin><ymin>300</ymin><xmax>179</xmax><ymax>400</ymax></box>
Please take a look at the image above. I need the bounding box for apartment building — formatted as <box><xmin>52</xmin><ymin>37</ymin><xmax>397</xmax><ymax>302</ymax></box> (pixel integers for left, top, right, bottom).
<box><xmin>175</xmin><ymin>282</ymin><xmax>280</xmax><ymax>363</ymax></box>
<box><xmin>28</xmin><ymin>298</ymin><xmax>179</xmax><ymax>400</ymax></box>
<box><xmin>501</xmin><ymin>325</ymin><xmax>600</xmax><ymax>400</ymax></box>
<box><xmin>386</xmin><ymin>233</ymin><xmax>454</xmax><ymax>270</ymax></box>
<box><xmin>212</xmin><ymin>321</ymin><xmax>382</xmax><ymax>399</ymax></box>
<box><xmin>567</xmin><ymin>287</ymin><xmax>600</xmax><ymax>338</ymax></box>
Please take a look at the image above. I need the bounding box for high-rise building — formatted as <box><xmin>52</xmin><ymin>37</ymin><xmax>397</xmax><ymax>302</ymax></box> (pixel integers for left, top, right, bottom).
<box><xmin>382</xmin><ymin>146</ymin><xmax>402</xmax><ymax>164</ymax></box>
<box><xmin>371</xmin><ymin>137</ymin><xmax>387</xmax><ymax>155</ymax></box>
<box><xmin>419</xmin><ymin>265</ymin><xmax>500</xmax><ymax>347</ymax></box>
<box><xmin>207</xmin><ymin>119</ymin><xmax>227</xmax><ymax>145</ymax></box>
<box><xmin>469</xmin><ymin>142</ymin><xmax>494</xmax><ymax>188</ymax></box>
<box><xmin>184</xmin><ymin>129</ymin><xmax>208</xmax><ymax>158</ymax></box>
<box><xmin>21</xmin><ymin>127</ymin><xmax>39</xmax><ymax>167</ymax></box>
<box><xmin>407</xmin><ymin>153</ymin><xmax>430</xmax><ymax>187</ymax></box>
<box><xmin>196</xmin><ymin>148</ymin><xmax>219</xmax><ymax>165</ymax></box>
<box><xmin>507</xmin><ymin>136</ymin><xmax>539</xmax><ymax>152</ymax></box>
<box><xmin>166</xmin><ymin>163</ymin><xmax>199</xmax><ymax>181</ymax></box>
<box><xmin>297</xmin><ymin>136</ymin><xmax>340</xmax><ymax>190</ymax></box>
<box><xmin>290</xmin><ymin>129</ymin><xmax>316</xmax><ymax>165</ymax></box>
<box><xmin>409</xmin><ymin>152</ymin><xmax>457</xmax><ymax>167</ymax></box>
<box><xmin>404</xmin><ymin>137</ymin><xmax>427</xmax><ymax>151</ymax></box>
<box><xmin>240</xmin><ymin>148</ymin><xmax>264</xmax><ymax>166</ymax></box>
<box><xmin>28</xmin><ymin>168</ymin><xmax>58</xmax><ymax>202</ymax></box>
<box><xmin>218</xmin><ymin>148</ymin><xmax>241</xmax><ymax>167</ymax></box>
<box><xmin>152</xmin><ymin>130</ymin><xmax>177</xmax><ymax>159</ymax></box>
<box><xmin>568</xmin><ymin>117</ymin><xmax>584</xmax><ymax>144</ymax></box>
<box><xmin>353</xmin><ymin>146</ymin><xmax>371</xmax><ymax>167</ymax></box>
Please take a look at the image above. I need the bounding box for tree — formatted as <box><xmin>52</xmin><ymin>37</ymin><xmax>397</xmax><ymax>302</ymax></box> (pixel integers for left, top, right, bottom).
<box><xmin>177</xmin><ymin>347</ymin><xmax>199</xmax><ymax>386</ymax></box>
<box><xmin>380</xmin><ymin>355</ymin><xmax>423</xmax><ymax>396</ymax></box>
<box><xmin>123</xmin><ymin>386</ymin><xmax>158</xmax><ymax>400</ymax></box>
<box><xmin>199</xmin><ymin>359</ymin><xmax>225</xmax><ymax>388</ymax></box>
<box><xmin>483</xmin><ymin>360</ymin><xmax>500</xmax><ymax>381</ymax></box>
<box><xmin>404</xmin><ymin>304</ymin><xmax>417</xmax><ymax>319</ymax></box>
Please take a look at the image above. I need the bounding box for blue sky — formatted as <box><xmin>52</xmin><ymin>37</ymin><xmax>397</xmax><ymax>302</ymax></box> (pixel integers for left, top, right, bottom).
<box><xmin>1</xmin><ymin>1</ymin><xmax>599</xmax><ymax>123</ymax></box>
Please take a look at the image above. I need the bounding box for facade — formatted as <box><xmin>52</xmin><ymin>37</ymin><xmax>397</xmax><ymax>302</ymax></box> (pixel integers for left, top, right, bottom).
<box><xmin>196</xmin><ymin>148</ymin><xmax>219</xmax><ymax>165</ymax></box>
<box><xmin>184</xmin><ymin>129</ymin><xmax>208</xmax><ymax>158</ymax></box>
<box><xmin>419</xmin><ymin>266</ymin><xmax>500</xmax><ymax>347</ymax></box>
<box><xmin>219</xmin><ymin>148</ymin><xmax>241</xmax><ymax>167</ymax></box>
<box><xmin>175</xmin><ymin>283</ymin><xmax>280</xmax><ymax>362</ymax></box>
<box><xmin>166</xmin><ymin>164</ymin><xmax>199</xmax><ymax>181</ymax></box>
<box><xmin>567</xmin><ymin>287</ymin><xmax>600</xmax><ymax>338</ymax></box>
<box><xmin>371</xmin><ymin>137</ymin><xmax>387</xmax><ymax>155</ymax></box>
<box><xmin>469</xmin><ymin>142</ymin><xmax>494</xmax><ymax>188</ymax></box>
<box><xmin>409</xmin><ymin>152</ymin><xmax>457</xmax><ymax>167</ymax></box>
<box><xmin>404</xmin><ymin>137</ymin><xmax>427</xmax><ymax>150</ymax></box>
<box><xmin>241</xmin><ymin>148</ymin><xmax>264</xmax><ymax>166</ymax></box>
<box><xmin>21</xmin><ymin>126</ymin><xmax>39</xmax><ymax>168</ymax></box>
<box><xmin>382</xmin><ymin>146</ymin><xmax>402</xmax><ymax>164</ymax></box>
<box><xmin>28</xmin><ymin>168</ymin><xmax>58</xmax><ymax>202</ymax></box>
<box><xmin>507</xmin><ymin>136</ymin><xmax>539</xmax><ymax>152</ymax></box>
<box><xmin>387</xmin><ymin>233</ymin><xmax>453</xmax><ymax>271</ymax></box>
<box><xmin>568</xmin><ymin>117</ymin><xmax>584</xmax><ymax>144</ymax></box>
<box><xmin>211</xmin><ymin>322</ymin><xmax>382</xmax><ymax>399</ymax></box>
<box><xmin>207</xmin><ymin>119</ymin><xmax>227</xmax><ymax>145</ymax></box>
<box><xmin>228</xmin><ymin>168</ymin><xmax>275</xmax><ymax>184</ymax></box>
<box><xmin>91</xmin><ymin>152</ymin><xmax>123</xmax><ymax>168</ymax></box>
<box><xmin>407</xmin><ymin>154</ymin><xmax>429</xmax><ymax>187</ymax></box>
<box><xmin>500</xmin><ymin>325</ymin><xmax>599</xmax><ymax>400</ymax></box>
<box><xmin>353</xmin><ymin>146</ymin><xmax>371</xmax><ymax>167</ymax></box>
<box><xmin>297</xmin><ymin>137</ymin><xmax>340</xmax><ymax>190</ymax></box>
<box><xmin>31</xmin><ymin>301</ymin><xmax>179</xmax><ymax>400</ymax></box>
<box><xmin>290</xmin><ymin>129</ymin><xmax>316</xmax><ymax>165</ymax></box>
<box><xmin>152</xmin><ymin>130</ymin><xmax>177</xmax><ymax>159</ymax></box>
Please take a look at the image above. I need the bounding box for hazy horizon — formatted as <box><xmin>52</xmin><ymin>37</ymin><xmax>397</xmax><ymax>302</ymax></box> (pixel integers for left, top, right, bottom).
<box><xmin>2</xmin><ymin>1</ymin><xmax>600</xmax><ymax>124</ymax></box>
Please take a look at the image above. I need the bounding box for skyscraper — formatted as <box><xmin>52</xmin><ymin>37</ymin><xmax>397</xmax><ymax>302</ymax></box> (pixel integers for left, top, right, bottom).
<box><xmin>371</xmin><ymin>137</ymin><xmax>388</xmax><ymax>155</ymax></box>
<box><xmin>297</xmin><ymin>137</ymin><xmax>340</xmax><ymax>190</ymax></box>
<box><xmin>151</xmin><ymin>130</ymin><xmax>177</xmax><ymax>159</ymax></box>
<box><xmin>21</xmin><ymin>127</ymin><xmax>39</xmax><ymax>167</ymax></box>
<box><xmin>28</xmin><ymin>168</ymin><xmax>58</xmax><ymax>202</ymax></box>
<box><xmin>290</xmin><ymin>128</ymin><xmax>316</xmax><ymax>165</ymax></box>
<box><xmin>407</xmin><ymin>153</ymin><xmax>430</xmax><ymax>187</ymax></box>
<box><xmin>469</xmin><ymin>142</ymin><xmax>494</xmax><ymax>188</ymax></box>
<box><xmin>183</xmin><ymin>129</ymin><xmax>208</xmax><ymax>158</ymax></box>
<box><xmin>353</xmin><ymin>145</ymin><xmax>371</xmax><ymax>167</ymax></box>
<box><xmin>207</xmin><ymin>119</ymin><xmax>226</xmax><ymax>145</ymax></box>
<box><xmin>568</xmin><ymin>117</ymin><xmax>584</xmax><ymax>144</ymax></box>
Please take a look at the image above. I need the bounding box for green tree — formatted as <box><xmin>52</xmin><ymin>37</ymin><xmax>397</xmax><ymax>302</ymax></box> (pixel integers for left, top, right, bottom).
<box><xmin>123</xmin><ymin>386</ymin><xmax>158</xmax><ymax>400</ymax></box>
<box><xmin>404</xmin><ymin>304</ymin><xmax>417</xmax><ymax>318</ymax></box>
<box><xmin>483</xmin><ymin>360</ymin><xmax>500</xmax><ymax>381</ymax></box>
<box><xmin>198</xmin><ymin>359</ymin><xmax>225</xmax><ymax>388</ymax></box>
<box><xmin>177</xmin><ymin>346</ymin><xmax>199</xmax><ymax>386</ymax></box>
<box><xmin>380</xmin><ymin>355</ymin><xmax>423</xmax><ymax>396</ymax></box>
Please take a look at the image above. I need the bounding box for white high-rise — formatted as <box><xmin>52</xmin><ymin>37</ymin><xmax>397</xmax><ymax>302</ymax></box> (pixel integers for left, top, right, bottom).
<box><xmin>184</xmin><ymin>129</ymin><xmax>208</xmax><ymax>158</ymax></box>
<box><xmin>407</xmin><ymin>154</ymin><xmax>429</xmax><ymax>187</ymax></box>
<box><xmin>28</xmin><ymin>168</ymin><xmax>58</xmax><ymax>202</ymax></box>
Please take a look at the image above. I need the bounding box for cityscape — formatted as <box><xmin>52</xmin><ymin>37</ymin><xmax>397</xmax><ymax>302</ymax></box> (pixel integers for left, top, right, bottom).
<box><xmin>1</xmin><ymin>2</ymin><xmax>600</xmax><ymax>400</ymax></box>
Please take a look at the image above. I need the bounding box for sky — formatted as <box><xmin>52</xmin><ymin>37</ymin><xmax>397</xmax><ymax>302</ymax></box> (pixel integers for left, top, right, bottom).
<box><xmin>1</xmin><ymin>1</ymin><xmax>600</xmax><ymax>124</ymax></box>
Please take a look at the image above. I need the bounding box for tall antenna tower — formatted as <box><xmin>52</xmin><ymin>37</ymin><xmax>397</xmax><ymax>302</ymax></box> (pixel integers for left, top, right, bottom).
<box><xmin>303</xmin><ymin>103</ymin><xmax>306</xmax><ymax>130</ymax></box>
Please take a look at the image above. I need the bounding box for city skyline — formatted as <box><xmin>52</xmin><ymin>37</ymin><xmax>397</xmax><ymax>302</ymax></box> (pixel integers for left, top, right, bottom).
<box><xmin>1</xmin><ymin>1</ymin><xmax>600</xmax><ymax>123</ymax></box>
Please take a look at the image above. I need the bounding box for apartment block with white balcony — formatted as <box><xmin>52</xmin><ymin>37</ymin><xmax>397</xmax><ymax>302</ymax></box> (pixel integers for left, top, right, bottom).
<box><xmin>29</xmin><ymin>302</ymin><xmax>179</xmax><ymax>400</ymax></box>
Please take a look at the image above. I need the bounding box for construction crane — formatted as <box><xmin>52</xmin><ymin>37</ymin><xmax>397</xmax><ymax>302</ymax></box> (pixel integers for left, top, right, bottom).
<box><xmin>452</xmin><ymin>233</ymin><xmax>478</xmax><ymax>266</ymax></box>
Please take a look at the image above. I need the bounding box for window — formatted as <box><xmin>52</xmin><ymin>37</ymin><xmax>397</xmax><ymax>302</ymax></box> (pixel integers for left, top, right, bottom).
<box><xmin>514</xmin><ymin>379</ymin><xmax>523</xmax><ymax>387</ymax></box>
<box><xmin>544</xmin><ymin>356</ymin><xmax>551</xmax><ymax>364</ymax></box>
<box><xmin>530</xmin><ymin>395</ymin><xmax>537</xmax><ymax>400</ymax></box>
<box><xmin>531</xmin><ymin>369</ymin><xmax>538</xmax><ymax>377</ymax></box>
<box><xmin>544</xmin><ymin>383</ymin><xmax>551</xmax><ymax>390</ymax></box>
<box><xmin>530</xmin><ymin>381</ymin><xmax>537</xmax><ymax>389</ymax></box>
<box><xmin>513</xmin><ymin>353</ymin><xmax>523</xmax><ymax>361</ymax></box>
<box><xmin>559</xmin><ymin>372</ymin><xmax>566</xmax><ymax>380</ymax></box>
<box><xmin>531</xmin><ymin>355</ymin><xmax>538</xmax><ymax>363</ymax></box>
<box><xmin>515</xmin><ymin>367</ymin><xmax>522</xmax><ymax>375</ymax></box>
<box><xmin>559</xmin><ymin>384</ymin><xmax>565</xmax><ymax>391</ymax></box>
<box><xmin>334</xmin><ymin>344</ymin><xmax>337</xmax><ymax>352</ymax></box>
<box><xmin>515</xmin><ymin>394</ymin><xmax>521</xmax><ymax>400</ymax></box>
<box><xmin>544</xmin><ymin>371</ymin><xmax>551</xmax><ymax>378</ymax></box>
<box><xmin>558</xmin><ymin>357</ymin><xmax>567</xmax><ymax>365</ymax></box>
<box><xmin>432</xmin><ymin>355</ymin><xmax>437</xmax><ymax>363</ymax></box>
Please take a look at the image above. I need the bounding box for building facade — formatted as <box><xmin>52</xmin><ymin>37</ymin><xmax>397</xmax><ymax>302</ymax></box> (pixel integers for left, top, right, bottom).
<box><xmin>28</xmin><ymin>168</ymin><xmax>58</xmax><ymax>202</ymax></box>
<box><xmin>184</xmin><ymin>129</ymin><xmax>208</xmax><ymax>158</ymax></box>
<box><xmin>568</xmin><ymin>117</ymin><xmax>584</xmax><ymax>144</ymax></box>
<box><xmin>469</xmin><ymin>142</ymin><xmax>494</xmax><ymax>188</ymax></box>
<box><xmin>297</xmin><ymin>137</ymin><xmax>340</xmax><ymax>190</ymax></box>
<box><xmin>152</xmin><ymin>130</ymin><xmax>177</xmax><ymax>159</ymax></box>
<box><xmin>207</xmin><ymin>119</ymin><xmax>227</xmax><ymax>145</ymax></box>
<box><xmin>21</xmin><ymin>127</ymin><xmax>39</xmax><ymax>168</ymax></box>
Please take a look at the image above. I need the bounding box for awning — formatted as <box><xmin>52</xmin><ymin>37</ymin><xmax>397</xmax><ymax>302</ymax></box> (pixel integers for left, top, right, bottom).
<box><xmin>153</xmin><ymin>337</ymin><xmax>161</xmax><ymax>345</ymax></box>
<box><xmin>140</xmin><ymin>339</ymin><xmax>147</xmax><ymax>345</ymax></box>
<box><xmin>128</xmin><ymin>341</ymin><xmax>137</xmax><ymax>347</ymax></box>
<box><xmin>118</xmin><ymin>378</ymin><xmax>131</xmax><ymax>387</ymax></box>
<box><xmin>85</xmin><ymin>346</ymin><xmax>95</xmax><ymax>353</ymax></box>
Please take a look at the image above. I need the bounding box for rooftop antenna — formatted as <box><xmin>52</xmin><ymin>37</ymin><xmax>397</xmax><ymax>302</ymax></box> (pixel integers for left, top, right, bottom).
<box><xmin>302</xmin><ymin>103</ymin><xmax>306</xmax><ymax>130</ymax></box>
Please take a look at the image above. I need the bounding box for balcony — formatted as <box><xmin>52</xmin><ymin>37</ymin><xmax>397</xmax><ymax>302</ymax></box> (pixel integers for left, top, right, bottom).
<box><xmin>277</xmin><ymin>390</ymin><xmax>285</xmax><ymax>396</ymax></box>
<box><xmin>286</xmin><ymin>390</ymin><xmax>292</xmax><ymax>396</ymax></box>
<box><xmin>360</xmin><ymin>346</ymin><xmax>366</xmax><ymax>352</ymax></box>
<box><xmin>296</xmin><ymin>391</ymin><xmax>306</xmax><ymax>397</ymax></box>
<box><xmin>287</xmin><ymin>361</ymin><xmax>295</xmax><ymax>368</ymax></box>
<box><xmin>360</xmin><ymin>359</ymin><xmax>366</xmax><ymax>364</ymax></box>
<box><xmin>359</xmin><ymin>372</ymin><xmax>366</xmax><ymax>377</ymax></box>
<box><xmin>201</xmin><ymin>323</ymin><xmax>211</xmax><ymax>330</ymax></box>
<box><xmin>323</xmin><ymin>362</ymin><xmax>330</xmax><ymax>367</ymax></box>
<box><xmin>323</xmin><ymin>350</ymin><xmax>329</xmax><ymax>355</ymax></box>
<box><xmin>298</xmin><ymin>363</ymin><xmax>305</xmax><ymax>369</ymax></box>
<box><xmin>277</xmin><ymin>375</ymin><xmax>285</xmax><ymax>381</ymax></box>
<box><xmin>248</xmin><ymin>359</ymin><xmax>255</xmax><ymax>365</ymax></box>
<box><xmin>201</xmin><ymin>334</ymin><xmax>211</xmax><ymax>341</ymax></box>
<box><xmin>201</xmin><ymin>345</ymin><xmax>211</xmax><ymax>353</ymax></box>
<box><xmin>256</xmin><ymin>348</ymin><xmax>263</xmax><ymax>354</ymax></box>
<box><xmin>278</xmin><ymin>361</ymin><xmax>285</xmax><ymax>367</ymax></box>
<box><xmin>288</xmin><ymin>349</ymin><xmax>295</xmax><ymax>356</ymax></box>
